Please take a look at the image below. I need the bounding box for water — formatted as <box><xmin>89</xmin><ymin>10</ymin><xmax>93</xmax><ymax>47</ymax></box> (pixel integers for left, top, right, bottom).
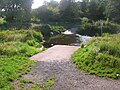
<box><xmin>43</xmin><ymin>34</ymin><xmax>82</xmax><ymax>48</ymax></box>
<box><xmin>43</xmin><ymin>34</ymin><xmax>92</xmax><ymax>48</ymax></box>
<box><xmin>76</xmin><ymin>34</ymin><xmax>92</xmax><ymax>45</ymax></box>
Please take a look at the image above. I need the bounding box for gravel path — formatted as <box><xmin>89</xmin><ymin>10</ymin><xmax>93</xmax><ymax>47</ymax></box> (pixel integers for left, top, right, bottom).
<box><xmin>23</xmin><ymin>45</ymin><xmax>120</xmax><ymax>90</ymax></box>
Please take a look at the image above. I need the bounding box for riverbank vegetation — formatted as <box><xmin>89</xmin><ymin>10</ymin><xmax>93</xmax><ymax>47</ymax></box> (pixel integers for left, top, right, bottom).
<box><xmin>72</xmin><ymin>34</ymin><xmax>120</xmax><ymax>79</ymax></box>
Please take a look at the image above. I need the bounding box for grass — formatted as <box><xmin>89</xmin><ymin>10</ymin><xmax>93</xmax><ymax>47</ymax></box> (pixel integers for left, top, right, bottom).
<box><xmin>0</xmin><ymin>42</ymin><xmax>40</xmax><ymax>90</ymax></box>
<box><xmin>0</xmin><ymin>42</ymin><xmax>40</xmax><ymax>57</ymax></box>
<box><xmin>0</xmin><ymin>30</ymin><xmax>43</xmax><ymax>47</ymax></box>
<box><xmin>43</xmin><ymin>78</ymin><xmax>55</xmax><ymax>90</ymax></box>
<box><xmin>0</xmin><ymin>30</ymin><xmax>44</xmax><ymax>90</ymax></box>
<box><xmin>72</xmin><ymin>33</ymin><xmax>120</xmax><ymax>79</ymax></box>
<box><xmin>11</xmin><ymin>77</ymin><xmax>55</xmax><ymax>90</ymax></box>
<box><xmin>0</xmin><ymin>56</ymin><xmax>34</xmax><ymax>90</ymax></box>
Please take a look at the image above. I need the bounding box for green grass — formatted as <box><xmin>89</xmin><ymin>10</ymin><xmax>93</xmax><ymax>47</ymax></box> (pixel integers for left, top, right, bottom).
<box><xmin>0</xmin><ymin>30</ymin><xmax>44</xmax><ymax>90</ymax></box>
<box><xmin>11</xmin><ymin>77</ymin><xmax>55</xmax><ymax>90</ymax></box>
<box><xmin>0</xmin><ymin>42</ymin><xmax>40</xmax><ymax>57</ymax></box>
<box><xmin>0</xmin><ymin>41</ymin><xmax>41</xmax><ymax>89</ymax></box>
<box><xmin>0</xmin><ymin>30</ymin><xmax>43</xmax><ymax>47</ymax></box>
<box><xmin>43</xmin><ymin>78</ymin><xmax>55</xmax><ymax>90</ymax></box>
<box><xmin>72</xmin><ymin>33</ymin><xmax>120</xmax><ymax>79</ymax></box>
<box><xmin>0</xmin><ymin>56</ymin><xmax>34</xmax><ymax>90</ymax></box>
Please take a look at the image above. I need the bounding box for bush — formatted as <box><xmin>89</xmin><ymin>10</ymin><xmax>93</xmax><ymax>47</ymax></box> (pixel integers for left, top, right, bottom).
<box><xmin>77</xmin><ymin>19</ymin><xmax>120</xmax><ymax>36</ymax></box>
<box><xmin>0</xmin><ymin>18</ymin><xmax>7</xmax><ymax>30</ymax></box>
<box><xmin>40</xmin><ymin>24</ymin><xmax>66</xmax><ymax>37</ymax></box>
<box><xmin>0</xmin><ymin>18</ymin><xmax>6</xmax><ymax>25</ymax></box>
<box><xmin>72</xmin><ymin>34</ymin><xmax>120</xmax><ymax>79</ymax></box>
<box><xmin>40</xmin><ymin>24</ymin><xmax>52</xmax><ymax>36</ymax></box>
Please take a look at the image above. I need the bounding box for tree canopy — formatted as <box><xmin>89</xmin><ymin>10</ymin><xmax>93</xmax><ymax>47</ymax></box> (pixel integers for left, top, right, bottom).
<box><xmin>0</xmin><ymin>0</ymin><xmax>33</xmax><ymax>29</ymax></box>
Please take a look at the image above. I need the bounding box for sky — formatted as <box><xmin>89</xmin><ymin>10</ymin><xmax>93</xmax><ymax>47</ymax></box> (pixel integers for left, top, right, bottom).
<box><xmin>32</xmin><ymin>0</ymin><xmax>61</xmax><ymax>9</ymax></box>
<box><xmin>32</xmin><ymin>0</ymin><xmax>81</xmax><ymax>9</ymax></box>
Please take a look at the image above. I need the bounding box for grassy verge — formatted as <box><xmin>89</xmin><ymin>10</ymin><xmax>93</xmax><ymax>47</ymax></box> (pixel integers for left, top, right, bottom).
<box><xmin>0</xmin><ymin>30</ymin><xmax>43</xmax><ymax>90</ymax></box>
<box><xmin>72</xmin><ymin>34</ymin><xmax>120</xmax><ymax>79</ymax></box>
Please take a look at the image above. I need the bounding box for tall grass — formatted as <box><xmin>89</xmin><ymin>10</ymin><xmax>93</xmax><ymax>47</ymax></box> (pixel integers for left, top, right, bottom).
<box><xmin>0</xmin><ymin>30</ymin><xmax>43</xmax><ymax>47</ymax></box>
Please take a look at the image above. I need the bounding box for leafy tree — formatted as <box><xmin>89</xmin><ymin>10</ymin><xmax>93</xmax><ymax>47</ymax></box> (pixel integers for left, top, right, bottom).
<box><xmin>105</xmin><ymin>0</ymin><xmax>120</xmax><ymax>23</ymax></box>
<box><xmin>0</xmin><ymin>0</ymin><xmax>33</xmax><ymax>28</ymax></box>
<box><xmin>88</xmin><ymin>0</ymin><xmax>106</xmax><ymax>21</ymax></box>
<box><xmin>59</xmin><ymin>0</ymin><xmax>81</xmax><ymax>20</ymax></box>
<box><xmin>35</xmin><ymin>1</ymin><xmax>59</xmax><ymax>22</ymax></box>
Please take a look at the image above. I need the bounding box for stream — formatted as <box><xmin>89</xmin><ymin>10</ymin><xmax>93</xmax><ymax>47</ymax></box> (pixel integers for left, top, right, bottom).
<box><xmin>43</xmin><ymin>33</ymin><xmax>92</xmax><ymax>48</ymax></box>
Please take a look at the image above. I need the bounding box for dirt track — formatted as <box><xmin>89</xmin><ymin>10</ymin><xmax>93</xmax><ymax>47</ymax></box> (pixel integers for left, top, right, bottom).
<box><xmin>23</xmin><ymin>45</ymin><xmax>120</xmax><ymax>90</ymax></box>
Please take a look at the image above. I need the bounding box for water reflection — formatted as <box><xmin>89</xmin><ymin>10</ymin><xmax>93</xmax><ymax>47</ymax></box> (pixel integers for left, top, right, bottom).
<box><xmin>43</xmin><ymin>34</ymin><xmax>82</xmax><ymax>48</ymax></box>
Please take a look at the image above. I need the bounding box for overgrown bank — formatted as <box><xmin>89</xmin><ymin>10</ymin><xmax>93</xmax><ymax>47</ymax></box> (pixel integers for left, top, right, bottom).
<box><xmin>72</xmin><ymin>34</ymin><xmax>120</xmax><ymax>79</ymax></box>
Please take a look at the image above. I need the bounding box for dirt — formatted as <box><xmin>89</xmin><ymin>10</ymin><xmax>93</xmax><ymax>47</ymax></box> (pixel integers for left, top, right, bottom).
<box><xmin>23</xmin><ymin>45</ymin><xmax>120</xmax><ymax>90</ymax></box>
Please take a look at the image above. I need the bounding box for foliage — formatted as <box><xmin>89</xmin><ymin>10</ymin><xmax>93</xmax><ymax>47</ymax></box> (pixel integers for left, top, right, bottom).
<box><xmin>88</xmin><ymin>0</ymin><xmax>106</xmax><ymax>21</ymax></box>
<box><xmin>0</xmin><ymin>30</ymin><xmax>43</xmax><ymax>47</ymax></box>
<box><xmin>105</xmin><ymin>0</ymin><xmax>120</xmax><ymax>23</ymax></box>
<box><xmin>0</xmin><ymin>18</ymin><xmax>6</xmax><ymax>25</ymax></box>
<box><xmin>59</xmin><ymin>0</ymin><xmax>80</xmax><ymax>20</ymax></box>
<box><xmin>72</xmin><ymin>34</ymin><xmax>120</xmax><ymax>79</ymax></box>
<box><xmin>40</xmin><ymin>24</ymin><xmax>66</xmax><ymax>37</ymax></box>
<box><xmin>77</xmin><ymin>19</ymin><xmax>120</xmax><ymax>36</ymax></box>
<box><xmin>0</xmin><ymin>18</ymin><xmax>7</xmax><ymax>30</ymax></box>
<box><xmin>0</xmin><ymin>0</ymin><xmax>33</xmax><ymax>29</ymax></box>
<box><xmin>33</xmin><ymin>1</ymin><xmax>59</xmax><ymax>22</ymax></box>
<box><xmin>32</xmin><ymin>0</ymin><xmax>120</xmax><ymax>24</ymax></box>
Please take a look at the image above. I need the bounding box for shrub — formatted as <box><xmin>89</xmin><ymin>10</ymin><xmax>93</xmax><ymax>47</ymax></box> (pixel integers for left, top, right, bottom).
<box><xmin>0</xmin><ymin>18</ymin><xmax>6</xmax><ymax>25</ymax></box>
<box><xmin>77</xmin><ymin>19</ymin><xmax>120</xmax><ymax>36</ymax></box>
<box><xmin>40</xmin><ymin>24</ymin><xmax>66</xmax><ymax>37</ymax></box>
<box><xmin>40</xmin><ymin>24</ymin><xmax>52</xmax><ymax>36</ymax></box>
<box><xmin>0</xmin><ymin>18</ymin><xmax>7</xmax><ymax>30</ymax></box>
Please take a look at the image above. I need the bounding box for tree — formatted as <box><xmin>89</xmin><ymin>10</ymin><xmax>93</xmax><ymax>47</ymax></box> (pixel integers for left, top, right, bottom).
<box><xmin>105</xmin><ymin>0</ymin><xmax>120</xmax><ymax>23</ymax></box>
<box><xmin>88</xmin><ymin>0</ymin><xmax>106</xmax><ymax>21</ymax></box>
<box><xmin>35</xmin><ymin>1</ymin><xmax>59</xmax><ymax>22</ymax></box>
<box><xmin>0</xmin><ymin>0</ymin><xmax>33</xmax><ymax>28</ymax></box>
<box><xmin>59</xmin><ymin>0</ymin><xmax>81</xmax><ymax>20</ymax></box>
